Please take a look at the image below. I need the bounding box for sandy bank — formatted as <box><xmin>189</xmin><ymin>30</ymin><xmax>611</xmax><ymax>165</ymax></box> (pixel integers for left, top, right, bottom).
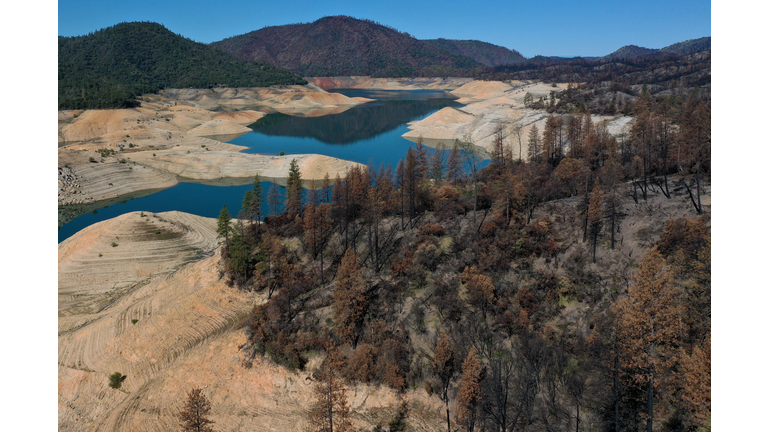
<box><xmin>129</xmin><ymin>151</ymin><xmax>364</xmax><ymax>181</ymax></box>
<box><xmin>58</xmin><ymin>86</ymin><xmax>370</xmax><ymax>206</ymax></box>
<box><xmin>151</xmin><ymin>84</ymin><xmax>369</xmax><ymax>112</ymax></box>
<box><xmin>308</xmin><ymin>76</ymin><xmax>473</xmax><ymax>90</ymax></box>
<box><xmin>404</xmin><ymin>81</ymin><xmax>634</xmax><ymax>160</ymax></box>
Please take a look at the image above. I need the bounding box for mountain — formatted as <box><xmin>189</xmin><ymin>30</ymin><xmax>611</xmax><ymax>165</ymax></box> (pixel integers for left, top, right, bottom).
<box><xmin>600</xmin><ymin>37</ymin><xmax>710</xmax><ymax>62</ymax></box>
<box><xmin>660</xmin><ymin>36</ymin><xmax>711</xmax><ymax>55</ymax></box>
<box><xmin>58</xmin><ymin>22</ymin><xmax>307</xmax><ymax>110</ymax></box>
<box><xmin>423</xmin><ymin>38</ymin><xmax>526</xmax><ymax>66</ymax></box>
<box><xmin>600</xmin><ymin>44</ymin><xmax>659</xmax><ymax>61</ymax></box>
<box><xmin>210</xmin><ymin>15</ymin><xmax>481</xmax><ymax>77</ymax></box>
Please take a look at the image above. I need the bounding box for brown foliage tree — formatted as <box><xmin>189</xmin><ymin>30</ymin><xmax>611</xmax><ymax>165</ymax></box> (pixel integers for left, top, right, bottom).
<box><xmin>432</xmin><ymin>332</ymin><xmax>455</xmax><ymax>431</ymax></box>
<box><xmin>179</xmin><ymin>387</ymin><xmax>215</xmax><ymax>432</ymax></box>
<box><xmin>527</xmin><ymin>124</ymin><xmax>541</xmax><ymax>163</ymax></box>
<box><xmin>461</xmin><ymin>266</ymin><xmax>496</xmax><ymax>312</ymax></box>
<box><xmin>679</xmin><ymin>334</ymin><xmax>710</xmax><ymax>429</ymax></box>
<box><xmin>376</xmin><ymin>338</ymin><xmax>408</xmax><ymax>391</ymax></box>
<box><xmin>446</xmin><ymin>141</ymin><xmax>463</xmax><ymax>184</ymax></box>
<box><xmin>307</xmin><ymin>348</ymin><xmax>352</xmax><ymax>432</ymax></box>
<box><xmin>456</xmin><ymin>346</ymin><xmax>484</xmax><ymax>432</ymax></box>
<box><xmin>345</xmin><ymin>343</ymin><xmax>376</xmax><ymax>383</ymax></box>
<box><xmin>333</xmin><ymin>249</ymin><xmax>368</xmax><ymax>347</ymax></box>
<box><xmin>587</xmin><ymin>178</ymin><xmax>605</xmax><ymax>263</ymax></box>
<box><xmin>491</xmin><ymin>124</ymin><xmax>507</xmax><ymax>165</ymax></box>
<box><xmin>617</xmin><ymin>246</ymin><xmax>682</xmax><ymax>432</ymax></box>
<box><xmin>430</xmin><ymin>142</ymin><xmax>447</xmax><ymax>185</ymax></box>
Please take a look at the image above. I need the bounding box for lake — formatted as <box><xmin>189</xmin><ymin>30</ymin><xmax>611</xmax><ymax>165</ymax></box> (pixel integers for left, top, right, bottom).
<box><xmin>58</xmin><ymin>90</ymin><xmax>473</xmax><ymax>243</ymax></box>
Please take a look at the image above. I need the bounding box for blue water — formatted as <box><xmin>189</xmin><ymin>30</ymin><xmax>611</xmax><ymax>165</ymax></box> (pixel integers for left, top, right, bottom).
<box><xmin>58</xmin><ymin>90</ymin><xmax>474</xmax><ymax>243</ymax></box>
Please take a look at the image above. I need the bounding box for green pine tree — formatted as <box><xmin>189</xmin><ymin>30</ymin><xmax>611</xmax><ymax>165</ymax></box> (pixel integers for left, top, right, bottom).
<box><xmin>250</xmin><ymin>174</ymin><xmax>263</xmax><ymax>223</ymax></box>
<box><xmin>217</xmin><ymin>205</ymin><xmax>232</xmax><ymax>243</ymax></box>
<box><xmin>285</xmin><ymin>159</ymin><xmax>303</xmax><ymax>217</ymax></box>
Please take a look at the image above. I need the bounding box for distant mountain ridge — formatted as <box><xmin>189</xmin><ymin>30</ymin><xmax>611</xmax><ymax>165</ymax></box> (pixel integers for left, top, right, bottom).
<box><xmin>210</xmin><ymin>15</ymin><xmax>481</xmax><ymax>77</ymax></box>
<box><xmin>660</xmin><ymin>37</ymin><xmax>711</xmax><ymax>55</ymax></box>
<box><xmin>600</xmin><ymin>37</ymin><xmax>711</xmax><ymax>61</ymax></box>
<box><xmin>58</xmin><ymin>18</ymin><xmax>712</xmax><ymax>110</ymax></box>
<box><xmin>423</xmin><ymin>38</ymin><xmax>526</xmax><ymax>66</ymax></box>
<box><xmin>58</xmin><ymin>22</ymin><xmax>306</xmax><ymax>110</ymax></box>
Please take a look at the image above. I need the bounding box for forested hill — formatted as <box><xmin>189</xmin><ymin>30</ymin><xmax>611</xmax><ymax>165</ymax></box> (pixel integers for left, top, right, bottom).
<box><xmin>660</xmin><ymin>36</ymin><xmax>711</xmax><ymax>55</ymax></box>
<box><xmin>209</xmin><ymin>15</ymin><xmax>481</xmax><ymax>77</ymax></box>
<box><xmin>58</xmin><ymin>22</ymin><xmax>307</xmax><ymax>110</ymax></box>
<box><xmin>599</xmin><ymin>45</ymin><xmax>659</xmax><ymax>62</ymax></box>
<box><xmin>424</xmin><ymin>38</ymin><xmax>526</xmax><ymax>66</ymax></box>
<box><xmin>600</xmin><ymin>37</ymin><xmax>711</xmax><ymax>61</ymax></box>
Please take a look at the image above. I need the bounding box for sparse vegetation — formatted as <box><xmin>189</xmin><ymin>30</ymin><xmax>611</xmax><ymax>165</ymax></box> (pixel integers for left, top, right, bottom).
<box><xmin>179</xmin><ymin>387</ymin><xmax>215</xmax><ymax>432</ymax></box>
<box><xmin>213</xmin><ymin>94</ymin><xmax>709</xmax><ymax>431</ymax></box>
<box><xmin>108</xmin><ymin>372</ymin><xmax>126</xmax><ymax>389</ymax></box>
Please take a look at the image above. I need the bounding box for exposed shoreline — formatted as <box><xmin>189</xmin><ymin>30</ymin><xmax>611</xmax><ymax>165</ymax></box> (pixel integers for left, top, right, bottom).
<box><xmin>58</xmin><ymin>84</ymin><xmax>370</xmax><ymax>206</ymax></box>
<box><xmin>402</xmin><ymin>80</ymin><xmax>634</xmax><ymax>159</ymax></box>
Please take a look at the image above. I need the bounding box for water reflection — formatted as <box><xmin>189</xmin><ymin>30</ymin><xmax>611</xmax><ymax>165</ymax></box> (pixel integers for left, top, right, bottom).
<box><xmin>59</xmin><ymin>90</ymin><xmax>469</xmax><ymax>243</ymax></box>
<box><xmin>246</xmin><ymin>94</ymin><xmax>459</xmax><ymax>145</ymax></box>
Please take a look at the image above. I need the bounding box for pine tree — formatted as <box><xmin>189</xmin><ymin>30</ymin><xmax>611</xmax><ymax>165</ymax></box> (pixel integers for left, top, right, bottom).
<box><xmin>601</xmin><ymin>158</ymin><xmax>624</xmax><ymax>249</ymax></box>
<box><xmin>216</xmin><ymin>205</ymin><xmax>232</xmax><ymax>244</ymax></box>
<box><xmin>333</xmin><ymin>249</ymin><xmax>368</xmax><ymax>348</ymax></box>
<box><xmin>429</xmin><ymin>142</ymin><xmax>446</xmax><ymax>185</ymax></box>
<box><xmin>268</xmin><ymin>184</ymin><xmax>280</xmax><ymax>216</ymax></box>
<box><xmin>679</xmin><ymin>334</ymin><xmax>710</xmax><ymax>429</ymax></box>
<box><xmin>414</xmin><ymin>137</ymin><xmax>429</xmax><ymax>184</ymax></box>
<box><xmin>249</xmin><ymin>174</ymin><xmax>263</xmax><ymax>224</ymax></box>
<box><xmin>542</xmin><ymin>115</ymin><xmax>560</xmax><ymax>167</ymax></box>
<box><xmin>617</xmin><ymin>247</ymin><xmax>682</xmax><ymax>432</ymax></box>
<box><xmin>179</xmin><ymin>387</ymin><xmax>216</xmax><ymax>432</ymax></box>
<box><xmin>395</xmin><ymin>159</ymin><xmax>406</xmax><ymax>229</ymax></box>
<box><xmin>491</xmin><ymin>124</ymin><xmax>506</xmax><ymax>165</ymax></box>
<box><xmin>446</xmin><ymin>141</ymin><xmax>463</xmax><ymax>185</ymax></box>
<box><xmin>432</xmin><ymin>332</ymin><xmax>455</xmax><ymax>432</ymax></box>
<box><xmin>527</xmin><ymin>124</ymin><xmax>541</xmax><ymax>163</ymax></box>
<box><xmin>286</xmin><ymin>159</ymin><xmax>303</xmax><ymax>217</ymax></box>
<box><xmin>404</xmin><ymin>148</ymin><xmax>418</xmax><ymax>225</ymax></box>
<box><xmin>587</xmin><ymin>178</ymin><xmax>605</xmax><ymax>263</ymax></box>
<box><xmin>322</xmin><ymin>173</ymin><xmax>332</xmax><ymax>204</ymax></box>
<box><xmin>456</xmin><ymin>346</ymin><xmax>483</xmax><ymax>432</ymax></box>
<box><xmin>306</xmin><ymin>348</ymin><xmax>352</xmax><ymax>432</ymax></box>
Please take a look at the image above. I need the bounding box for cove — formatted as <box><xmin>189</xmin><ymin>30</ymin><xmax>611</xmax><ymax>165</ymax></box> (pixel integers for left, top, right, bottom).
<box><xmin>58</xmin><ymin>90</ymin><xmax>465</xmax><ymax>243</ymax></box>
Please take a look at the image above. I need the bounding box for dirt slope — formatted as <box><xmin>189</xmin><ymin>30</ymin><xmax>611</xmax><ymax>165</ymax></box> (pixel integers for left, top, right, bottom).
<box><xmin>405</xmin><ymin>81</ymin><xmax>634</xmax><ymax>160</ymax></box>
<box><xmin>58</xmin><ymin>211</ymin><xmax>446</xmax><ymax>431</ymax></box>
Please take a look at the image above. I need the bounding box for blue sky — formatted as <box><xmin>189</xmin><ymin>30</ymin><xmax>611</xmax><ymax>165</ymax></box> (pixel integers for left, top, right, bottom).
<box><xmin>58</xmin><ymin>0</ymin><xmax>710</xmax><ymax>57</ymax></box>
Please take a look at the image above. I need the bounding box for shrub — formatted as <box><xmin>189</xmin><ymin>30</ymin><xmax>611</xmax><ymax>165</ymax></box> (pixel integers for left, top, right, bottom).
<box><xmin>89</xmin><ymin>157</ymin><xmax>96</xmax><ymax>163</ymax></box>
<box><xmin>346</xmin><ymin>344</ymin><xmax>376</xmax><ymax>383</ymax></box>
<box><xmin>108</xmin><ymin>372</ymin><xmax>126</xmax><ymax>389</ymax></box>
<box><xmin>418</xmin><ymin>223</ymin><xmax>445</xmax><ymax>237</ymax></box>
<box><xmin>132</xmin><ymin>319</ymin><xmax>138</xmax><ymax>324</ymax></box>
